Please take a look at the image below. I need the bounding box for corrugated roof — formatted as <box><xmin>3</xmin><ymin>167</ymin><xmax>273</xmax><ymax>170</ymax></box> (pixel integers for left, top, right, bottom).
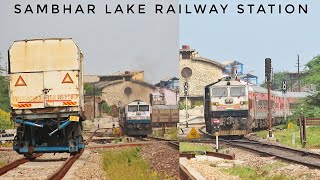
<box><xmin>97</xmin><ymin>79</ymin><xmax>155</xmax><ymax>89</ymax></box>
<box><xmin>192</xmin><ymin>57</ymin><xmax>225</xmax><ymax>69</ymax></box>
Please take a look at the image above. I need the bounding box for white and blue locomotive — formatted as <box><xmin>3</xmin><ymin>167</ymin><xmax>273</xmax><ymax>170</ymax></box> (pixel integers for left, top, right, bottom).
<box><xmin>120</xmin><ymin>100</ymin><xmax>152</xmax><ymax>137</ymax></box>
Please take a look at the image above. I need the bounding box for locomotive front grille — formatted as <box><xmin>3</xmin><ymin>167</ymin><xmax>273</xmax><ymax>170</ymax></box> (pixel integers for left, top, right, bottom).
<box><xmin>216</xmin><ymin>129</ymin><xmax>248</xmax><ymax>136</ymax></box>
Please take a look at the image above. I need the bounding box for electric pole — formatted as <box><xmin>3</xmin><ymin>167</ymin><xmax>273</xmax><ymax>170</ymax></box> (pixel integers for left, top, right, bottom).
<box><xmin>93</xmin><ymin>84</ymin><xmax>96</xmax><ymax>120</ymax></box>
<box><xmin>295</xmin><ymin>55</ymin><xmax>302</xmax><ymax>92</ymax></box>
<box><xmin>265</xmin><ymin>58</ymin><xmax>272</xmax><ymax>138</ymax></box>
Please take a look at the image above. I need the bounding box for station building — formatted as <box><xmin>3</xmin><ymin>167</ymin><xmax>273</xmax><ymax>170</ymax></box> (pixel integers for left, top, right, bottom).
<box><xmin>179</xmin><ymin>45</ymin><xmax>225</xmax><ymax>106</ymax></box>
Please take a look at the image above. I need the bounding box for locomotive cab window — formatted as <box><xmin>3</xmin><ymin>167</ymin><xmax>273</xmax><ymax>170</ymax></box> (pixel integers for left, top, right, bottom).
<box><xmin>128</xmin><ymin>105</ymin><xmax>138</xmax><ymax>112</ymax></box>
<box><xmin>211</xmin><ymin>87</ymin><xmax>228</xmax><ymax>97</ymax></box>
<box><xmin>230</xmin><ymin>87</ymin><xmax>246</xmax><ymax>97</ymax></box>
<box><xmin>139</xmin><ymin>105</ymin><xmax>149</xmax><ymax>111</ymax></box>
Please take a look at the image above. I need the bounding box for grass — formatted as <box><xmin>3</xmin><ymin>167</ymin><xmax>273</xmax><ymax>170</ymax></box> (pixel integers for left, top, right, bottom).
<box><xmin>0</xmin><ymin>161</ymin><xmax>6</xmax><ymax>168</ymax></box>
<box><xmin>152</xmin><ymin>127</ymin><xmax>178</xmax><ymax>140</ymax></box>
<box><xmin>179</xmin><ymin>142</ymin><xmax>213</xmax><ymax>153</ymax></box>
<box><xmin>102</xmin><ymin>147</ymin><xmax>166</xmax><ymax>180</ymax></box>
<box><xmin>255</xmin><ymin>124</ymin><xmax>320</xmax><ymax>149</ymax></box>
<box><xmin>166</xmin><ymin>127</ymin><xmax>178</xmax><ymax>140</ymax></box>
<box><xmin>0</xmin><ymin>142</ymin><xmax>13</xmax><ymax>148</ymax></box>
<box><xmin>224</xmin><ymin>162</ymin><xmax>292</xmax><ymax>180</ymax></box>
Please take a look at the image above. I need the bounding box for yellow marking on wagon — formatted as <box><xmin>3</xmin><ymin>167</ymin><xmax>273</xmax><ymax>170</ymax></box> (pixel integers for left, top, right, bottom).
<box><xmin>69</xmin><ymin>116</ymin><xmax>79</xmax><ymax>122</ymax></box>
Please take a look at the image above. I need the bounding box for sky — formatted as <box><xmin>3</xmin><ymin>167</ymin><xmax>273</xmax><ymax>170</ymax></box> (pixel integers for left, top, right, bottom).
<box><xmin>1</xmin><ymin>1</ymin><xmax>319</xmax><ymax>85</ymax></box>
<box><xmin>0</xmin><ymin>0</ymin><xmax>179</xmax><ymax>84</ymax></box>
<box><xmin>180</xmin><ymin>0</ymin><xmax>320</xmax><ymax>84</ymax></box>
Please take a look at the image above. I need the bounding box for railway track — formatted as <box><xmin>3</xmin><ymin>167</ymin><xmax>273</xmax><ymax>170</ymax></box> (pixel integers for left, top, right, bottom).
<box><xmin>179</xmin><ymin>164</ymin><xmax>196</xmax><ymax>180</ymax></box>
<box><xmin>167</xmin><ymin>141</ymin><xmax>179</xmax><ymax>150</ymax></box>
<box><xmin>225</xmin><ymin>139</ymin><xmax>320</xmax><ymax>168</ymax></box>
<box><xmin>0</xmin><ymin>128</ymin><xmax>98</xmax><ymax>179</ymax></box>
<box><xmin>0</xmin><ymin>153</ymin><xmax>75</xmax><ymax>179</ymax></box>
<box><xmin>47</xmin><ymin>149</ymin><xmax>84</xmax><ymax>180</ymax></box>
<box><xmin>199</xmin><ymin>125</ymin><xmax>320</xmax><ymax>168</ymax></box>
<box><xmin>0</xmin><ymin>153</ymin><xmax>43</xmax><ymax>176</ymax></box>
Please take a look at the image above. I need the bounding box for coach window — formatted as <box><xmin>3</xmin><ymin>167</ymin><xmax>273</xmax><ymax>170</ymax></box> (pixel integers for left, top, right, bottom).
<box><xmin>128</xmin><ymin>105</ymin><xmax>138</xmax><ymax>112</ymax></box>
<box><xmin>230</xmin><ymin>87</ymin><xmax>246</xmax><ymax>97</ymax></box>
<box><xmin>211</xmin><ymin>87</ymin><xmax>227</xmax><ymax>97</ymax></box>
<box><xmin>139</xmin><ymin>105</ymin><xmax>149</xmax><ymax>111</ymax></box>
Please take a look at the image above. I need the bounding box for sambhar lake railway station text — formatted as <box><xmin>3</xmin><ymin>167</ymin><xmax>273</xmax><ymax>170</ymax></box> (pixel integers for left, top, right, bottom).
<box><xmin>14</xmin><ymin>4</ymin><xmax>308</xmax><ymax>15</ymax></box>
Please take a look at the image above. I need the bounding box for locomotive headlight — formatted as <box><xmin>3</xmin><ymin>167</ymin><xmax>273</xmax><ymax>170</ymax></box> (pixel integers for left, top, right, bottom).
<box><xmin>240</xmin><ymin>101</ymin><xmax>246</xmax><ymax>105</ymax></box>
<box><xmin>240</xmin><ymin>118</ymin><xmax>247</xmax><ymax>125</ymax></box>
<box><xmin>212</xmin><ymin>102</ymin><xmax>219</xmax><ymax>106</ymax></box>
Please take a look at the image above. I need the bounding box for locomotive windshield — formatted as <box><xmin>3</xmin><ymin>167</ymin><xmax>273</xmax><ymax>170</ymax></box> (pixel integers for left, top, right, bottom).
<box><xmin>139</xmin><ymin>105</ymin><xmax>149</xmax><ymax>111</ymax></box>
<box><xmin>230</xmin><ymin>86</ymin><xmax>246</xmax><ymax>97</ymax></box>
<box><xmin>128</xmin><ymin>105</ymin><xmax>138</xmax><ymax>112</ymax></box>
<box><xmin>211</xmin><ymin>87</ymin><xmax>227</xmax><ymax>97</ymax></box>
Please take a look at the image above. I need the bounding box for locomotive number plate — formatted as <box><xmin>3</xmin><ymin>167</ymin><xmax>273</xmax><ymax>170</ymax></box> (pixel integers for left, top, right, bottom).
<box><xmin>70</xmin><ymin>116</ymin><xmax>79</xmax><ymax>122</ymax></box>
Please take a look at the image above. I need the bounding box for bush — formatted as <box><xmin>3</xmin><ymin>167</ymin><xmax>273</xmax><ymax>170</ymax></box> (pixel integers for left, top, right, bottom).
<box><xmin>0</xmin><ymin>109</ymin><xmax>13</xmax><ymax>129</ymax></box>
<box><xmin>84</xmin><ymin>83</ymin><xmax>101</xmax><ymax>96</ymax></box>
<box><xmin>191</xmin><ymin>101</ymin><xmax>203</xmax><ymax>108</ymax></box>
<box><xmin>102</xmin><ymin>102</ymin><xmax>113</xmax><ymax>115</ymax></box>
<box><xmin>179</xmin><ymin>101</ymin><xmax>191</xmax><ymax>110</ymax></box>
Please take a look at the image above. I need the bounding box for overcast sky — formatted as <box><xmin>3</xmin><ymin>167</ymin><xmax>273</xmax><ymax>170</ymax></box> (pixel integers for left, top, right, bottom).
<box><xmin>180</xmin><ymin>0</ymin><xmax>320</xmax><ymax>84</ymax></box>
<box><xmin>0</xmin><ymin>0</ymin><xmax>179</xmax><ymax>84</ymax></box>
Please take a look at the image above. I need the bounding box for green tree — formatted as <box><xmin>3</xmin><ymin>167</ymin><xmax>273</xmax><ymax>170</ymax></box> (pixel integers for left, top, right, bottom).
<box><xmin>304</xmin><ymin>55</ymin><xmax>320</xmax><ymax>90</ymax></box>
<box><xmin>84</xmin><ymin>83</ymin><xmax>101</xmax><ymax>96</ymax></box>
<box><xmin>0</xmin><ymin>53</ymin><xmax>10</xmax><ymax>111</ymax></box>
<box><xmin>261</xmin><ymin>71</ymin><xmax>289</xmax><ymax>90</ymax></box>
<box><xmin>291</xmin><ymin>55</ymin><xmax>320</xmax><ymax>118</ymax></box>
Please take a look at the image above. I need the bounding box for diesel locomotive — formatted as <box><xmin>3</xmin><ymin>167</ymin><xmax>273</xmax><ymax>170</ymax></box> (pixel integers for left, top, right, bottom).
<box><xmin>120</xmin><ymin>100</ymin><xmax>152</xmax><ymax>137</ymax></box>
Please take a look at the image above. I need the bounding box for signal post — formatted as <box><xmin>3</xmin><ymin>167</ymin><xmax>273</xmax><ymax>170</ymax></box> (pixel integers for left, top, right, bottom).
<box><xmin>265</xmin><ymin>58</ymin><xmax>273</xmax><ymax>138</ymax></box>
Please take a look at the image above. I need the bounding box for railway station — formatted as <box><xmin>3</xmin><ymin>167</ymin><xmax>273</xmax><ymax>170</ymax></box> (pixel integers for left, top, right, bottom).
<box><xmin>1</xmin><ymin>0</ymin><xmax>320</xmax><ymax>179</ymax></box>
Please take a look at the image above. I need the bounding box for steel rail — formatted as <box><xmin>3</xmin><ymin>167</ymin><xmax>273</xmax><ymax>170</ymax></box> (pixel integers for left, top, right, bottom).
<box><xmin>46</xmin><ymin>149</ymin><xmax>84</xmax><ymax>180</ymax></box>
<box><xmin>167</xmin><ymin>141</ymin><xmax>179</xmax><ymax>150</ymax></box>
<box><xmin>87</xmin><ymin>142</ymin><xmax>154</xmax><ymax>149</ymax></box>
<box><xmin>0</xmin><ymin>153</ymin><xmax>43</xmax><ymax>176</ymax></box>
<box><xmin>226</xmin><ymin>140</ymin><xmax>320</xmax><ymax>168</ymax></box>
<box><xmin>179</xmin><ymin>164</ymin><xmax>196</xmax><ymax>180</ymax></box>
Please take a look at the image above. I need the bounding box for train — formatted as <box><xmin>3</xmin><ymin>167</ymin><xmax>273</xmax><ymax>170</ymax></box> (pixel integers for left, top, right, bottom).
<box><xmin>151</xmin><ymin>105</ymin><xmax>179</xmax><ymax>127</ymax></box>
<box><xmin>8</xmin><ymin>38</ymin><xmax>85</xmax><ymax>156</ymax></box>
<box><xmin>204</xmin><ymin>77</ymin><xmax>308</xmax><ymax>136</ymax></box>
<box><xmin>119</xmin><ymin>100</ymin><xmax>152</xmax><ymax>137</ymax></box>
<box><xmin>119</xmin><ymin>100</ymin><xmax>179</xmax><ymax>137</ymax></box>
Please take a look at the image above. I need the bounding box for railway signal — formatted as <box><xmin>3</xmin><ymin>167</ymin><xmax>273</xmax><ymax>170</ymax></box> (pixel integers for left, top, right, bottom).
<box><xmin>265</xmin><ymin>58</ymin><xmax>271</xmax><ymax>80</ymax></box>
<box><xmin>184</xmin><ymin>81</ymin><xmax>189</xmax><ymax>128</ymax></box>
<box><xmin>212</xmin><ymin>119</ymin><xmax>220</xmax><ymax>152</ymax></box>
<box><xmin>184</xmin><ymin>82</ymin><xmax>189</xmax><ymax>96</ymax></box>
<box><xmin>283</xmin><ymin>80</ymin><xmax>287</xmax><ymax>122</ymax></box>
<box><xmin>282</xmin><ymin>80</ymin><xmax>287</xmax><ymax>94</ymax></box>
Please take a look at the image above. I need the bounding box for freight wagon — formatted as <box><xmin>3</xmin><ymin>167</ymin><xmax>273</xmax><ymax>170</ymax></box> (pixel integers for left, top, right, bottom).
<box><xmin>8</xmin><ymin>38</ymin><xmax>85</xmax><ymax>155</ymax></box>
<box><xmin>151</xmin><ymin>105</ymin><xmax>179</xmax><ymax>127</ymax></box>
